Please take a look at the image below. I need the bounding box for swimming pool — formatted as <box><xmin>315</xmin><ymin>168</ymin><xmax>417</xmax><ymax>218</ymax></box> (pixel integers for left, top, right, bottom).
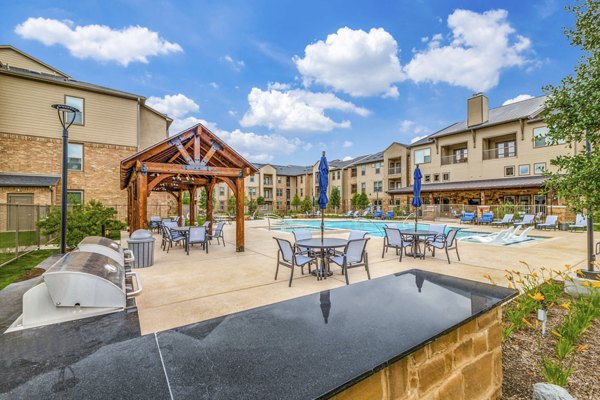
<box><xmin>270</xmin><ymin>219</ymin><xmax>484</xmax><ymax>238</ymax></box>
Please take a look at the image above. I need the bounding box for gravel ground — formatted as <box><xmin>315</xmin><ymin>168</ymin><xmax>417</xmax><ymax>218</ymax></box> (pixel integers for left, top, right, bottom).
<box><xmin>502</xmin><ymin>307</ymin><xmax>600</xmax><ymax>399</ymax></box>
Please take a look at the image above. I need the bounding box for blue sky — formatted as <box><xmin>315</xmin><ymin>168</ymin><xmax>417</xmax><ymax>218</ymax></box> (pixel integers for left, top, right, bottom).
<box><xmin>2</xmin><ymin>0</ymin><xmax>580</xmax><ymax>165</ymax></box>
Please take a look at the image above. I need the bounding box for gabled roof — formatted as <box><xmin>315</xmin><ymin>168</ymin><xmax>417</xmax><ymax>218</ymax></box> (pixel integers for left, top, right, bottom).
<box><xmin>120</xmin><ymin>123</ymin><xmax>257</xmax><ymax>189</ymax></box>
<box><xmin>410</xmin><ymin>95</ymin><xmax>548</xmax><ymax>147</ymax></box>
<box><xmin>0</xmin><ymin>172</ymin><xmax>60</xmax><ymax>187</ymax></box>
<box><xmin>0</xmin><ymin>45</ymin><xmax>70</xmax><ymax>77</ymax></box>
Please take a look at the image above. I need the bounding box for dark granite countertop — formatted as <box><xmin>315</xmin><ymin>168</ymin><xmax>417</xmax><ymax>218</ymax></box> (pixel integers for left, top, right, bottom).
<box><xmin>0</xmin><ymin>269</ymin><xmax>516</xmax><ymax>400</ymax></box>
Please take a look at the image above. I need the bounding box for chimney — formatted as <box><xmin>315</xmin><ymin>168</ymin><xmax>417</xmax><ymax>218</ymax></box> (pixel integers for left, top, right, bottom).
<box><xmin>467</xmin><ymin>92</ymin><xmax>489</xmax><ymax>127</ymax></box>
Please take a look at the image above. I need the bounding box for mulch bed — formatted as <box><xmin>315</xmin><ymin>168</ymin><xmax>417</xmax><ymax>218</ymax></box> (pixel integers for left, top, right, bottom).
<box><xmin>502</xmin><ymin>305</ymin><xmax>600</xmax><ymax>399</ymax></box>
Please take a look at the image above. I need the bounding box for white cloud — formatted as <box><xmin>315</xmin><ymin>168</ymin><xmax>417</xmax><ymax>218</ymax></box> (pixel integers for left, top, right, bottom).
<box><xmin>15</xmin><ymin>17</ymin><xmax>182</xmax><ymax>66</ymax></box>
<box><xmin>410</xmin><ymin>135</ymin><xmax>428</xmax><ymax>143</ymax></box>
<box><xmin>227</xmin><ymin>110</ymin><xmax>237</xmax><ymax>117</ymax></box>
<box><xmin>217</xmin><ymin>129</ymin><xmax>308</xmax><ymax>163</ymax></box>
<box><xmin>169</xmin><ymin>116</ymin><xmax>206</xmax><ymax>134</ymax></box>
<box><xmin>146</xmin><ymin>94</ymin><xmax>199</xmax><ymax>119</ymax></box>
<box><xmin>502</xmin><ymin>94</ymin><xmax>534</xmax><ymax>105</ymax></box>
<box><xmin>399</xmin><ymin>119</ymin><xmax>428</xmax><ymax>135</ymax></box>
<box><xmin>222</xmin><ymin>55</ymin><xmax>245</xmax><ymax>70</ymax></box>
<box><xmin>403</xmin><ymin>9</ymin><xmax>532</xmax><ymax>91</ymax></box>
<box><xmin>210</xmin><ymin>82</ymin><xmax>219</xmax><ymax>89</ymax></box>
<box><xmin>343</xmin><ymin>140</ymin><xmax>353</xmax><ymax>148</ymax></box>
<box><xmin>342</xmin><ymin>156</ymin><xmax>353</xmax><ymax>161</ymax></box>
<box><xmin>294</xmin><ymin>27</ymin><xmax>403</xmax><ymax>97</ymax></box>
<box><xmin>240</xmin><ymin>87</ymin><xmax>370</xmax><ymax>132</ymax></box>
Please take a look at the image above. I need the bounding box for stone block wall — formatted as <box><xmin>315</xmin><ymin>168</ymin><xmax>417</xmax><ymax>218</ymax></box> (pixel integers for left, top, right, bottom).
<box><xmin>333</xmin><ymin>307</ymin><xmax>504</xmax><ymax>400</ymax></box>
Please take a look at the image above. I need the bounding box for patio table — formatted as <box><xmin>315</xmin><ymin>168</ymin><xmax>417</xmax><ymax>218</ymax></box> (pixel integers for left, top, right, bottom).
<box><xmin>296</xmin><ymin>238</ymin><xmax>347</xmax><ymax>280</ymax></box>
<box><xmin>398</xmin><ymin>229</ymin><xmax>438</xmax><ymax>259</ymax></box>
<box><xmin>171</xmin><ymin>226</ymin><xmax>190</xmax><ymax>254</ymax></box>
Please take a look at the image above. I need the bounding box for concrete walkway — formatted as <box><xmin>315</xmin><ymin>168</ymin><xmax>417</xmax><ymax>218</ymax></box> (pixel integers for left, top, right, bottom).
<box><xmin>131</xmin><ymin>219</ymin><xmax>587</xmax><ymax>334</ymax></box>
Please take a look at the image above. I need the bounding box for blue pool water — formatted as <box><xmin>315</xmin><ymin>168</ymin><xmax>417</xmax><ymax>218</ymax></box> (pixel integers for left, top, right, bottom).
<box><xmin>271</xmin><ymin>219</ymin><xmax>484</xmax><ymax>238</ymax></box>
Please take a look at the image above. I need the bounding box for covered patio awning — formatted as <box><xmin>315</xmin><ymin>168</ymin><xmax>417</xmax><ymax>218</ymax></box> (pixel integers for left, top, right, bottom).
<box><xmin>120</xmin><ymin>124</ymin><xmax>257</xmax><ymax>252</ymax></box>
<box><xmin>387</xmin><ymin>176</ymin><xmax>546</xmax><ymax>195</ymax></box>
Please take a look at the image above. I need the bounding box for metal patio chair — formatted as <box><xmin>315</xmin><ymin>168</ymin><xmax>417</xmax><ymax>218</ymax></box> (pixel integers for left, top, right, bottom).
<box><xmin>273</xmin><ymin>238</ymin><xmax>316</xmax><ymax>287</ymax></box>
<box><xmin>188</xmin><ymin>226</ymin><xmax>208</xmax><ymax>253</ymax></box>
<box><xmin>328</xmin><ymin>238</ymin><xmax>370</xmax><ymax>285</ymax></box>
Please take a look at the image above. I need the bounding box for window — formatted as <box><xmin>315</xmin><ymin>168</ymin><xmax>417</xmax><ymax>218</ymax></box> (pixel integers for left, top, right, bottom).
<box><xmin>219</xmin><ymin>187</ymin><xmax>225</xmax><ymax>196</ymax></box>
<box><xmin>454</xmin><ymin>148</ymin><xmax>468</xmax><ymax>163</ymax></box>
<box><xmin>361</xmin><ymin>182</ymin><xmax>366</xmax><ymax>193</ymax></box>
<box><xmin>373</xmin><ymin>162</ymin><xmax>382</xmax><ymax>174</ymax></box>
<box><xmin>300</xmin><ymin>176</ymin><xmax>303</xmax><ymax>184</ymax></box>
<box><xmin>336</xmin><ymin>170</ymin><xmax>341</xmax><ymax>179</ymax></box>
<box><xmin>65</xmin><ymin>96</ymin><xmax>84</xmax><ymax>125</ymax></box>
<box><xmin>300</xmin><ymin>188</ymin><xmax>304</xmax><ymax>197</ymax></box>
<box><xmin>249</xmin><ymin>188</ymin><xmax>256</xmax><ymax>196</ymax></box>
<box><xmin>504</xmin><ymin>166</ymin><xmax>515</xmax><ymax>176</ymax></box>
<box><xmin>504</xmin><ymin>196</ymin><xmax>515</xmax><ymax>204</ymax></box>
<box><xmin>277</xmin><ymin>176</ymin><xmax>282</xmax><ymax>184</ymax></box>
<box><xmin>433</xmin><ymin>173</ymin><xmax>440</xmax><ymax>182</ymax></box>
<box><xmin>414</xmin><ymin>148</ymin><xmax>431</xmax><ymax>164</ymax></box>
<box><xmin>442</xmin><ymin>173</ymin><xmax>450</xmax><ymax>181</ymax></box>
<box><xmin>276</xmin><ymin>188</ymin><xmax>283</xmax><ymax>197</ymax></box>
<box><xmin>219</xmin><ymin>201</ymin><xmax>225</xmax><ymax>211</ymax></box>
<box><xmin>496</xmin><ymin>141</ymin><xmax>516</xmax><ymax>158</ymax></box>
<box><xmin>424</xmin><ymin>174</ymin><xmax>431</xmax><ymax>183</ymax></box>
<box><xmin>361</xmin><ymin>165</ymin><xmax>366</xmax><ymax>176</ymax></box>
<box><xmin>68</xmin><ymin>143</ymin><xmax>83</xmax><ymax>171</ymax></box>
<box><xmin>250</xmin><ymin>175</ymin><xmax>254</xmax><ymax>182</ymax></box>
<box><xmin>67</xmin><ymin>190</ymin><xmax>83</xmax><ymax>204</ymax></box>
<box><xmin>351</xmin><ymin>168</ymin><xmax>357</xmax><ymax>177</ymax></box>
<box><xmin>351</xmin><ymin>184</ymin><xmax>357</xmax><ymax>194</ymax></box>
<box><xmin>533</xmin><ymin>126</ymin><xmax>564</xmax><ymax>148</ymax></box>
<box><xmin>374</xmin><ymin>181</ymin><xmax>383</xmax><ymax>192</ymax></box>
<box><xmin>534</xmin><ymin>162</ymin><xmax>546</xmax><ymax>175</ymax></box>
<box><xmin>519</xmin><ymin>164</ymin><xmax>530</xmax><ymax>176</ymax></box>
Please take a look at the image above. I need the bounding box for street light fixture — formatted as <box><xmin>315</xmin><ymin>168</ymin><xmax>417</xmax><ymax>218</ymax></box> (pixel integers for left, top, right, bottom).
<box><xmin>51</xmin><ymin>103</ymin><xmax>79</xmax><ymax>254</ymax></box>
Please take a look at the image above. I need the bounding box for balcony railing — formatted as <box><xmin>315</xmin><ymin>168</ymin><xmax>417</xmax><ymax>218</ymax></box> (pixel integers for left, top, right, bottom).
<box><xmin>482</xmin><ymin>148</ymin><xmax>517</xmax><ymax>160</ymax></box>
<box><xmin>388</xmin><ymin>167</ymin><xmax>402</xmax><ymax>175</ymax></box>
<box><xmin>441</xmin><ymin>155</ymin><xmax>468</xmax><ymax>165</ymax></box>
<box><xmin>263</xmin><ymin>180</ymin><xmax>273</xmax><ymax>186</ymax></box>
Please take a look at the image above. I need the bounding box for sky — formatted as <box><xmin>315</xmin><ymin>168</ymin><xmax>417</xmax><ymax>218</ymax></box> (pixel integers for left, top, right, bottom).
<box><xmin>1</xmin><ymin>0</ymin><xmax>581</xmax><ymax>165</ymax></box>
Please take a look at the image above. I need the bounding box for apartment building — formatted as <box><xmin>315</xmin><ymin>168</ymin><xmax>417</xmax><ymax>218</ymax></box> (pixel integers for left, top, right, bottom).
<box><xmin>0</xmin><ymin>45</ymin><xmax>172</xmax><ymax>211</ymax></box>
<box><xmin>388</xmin><ymin>93</ymin><xmax>575</xmax><ymax>211</ymax></box>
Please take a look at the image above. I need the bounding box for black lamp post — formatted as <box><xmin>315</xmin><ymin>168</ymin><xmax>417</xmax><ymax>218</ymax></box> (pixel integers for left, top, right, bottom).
<box><xmin>51</xmin><ymin>104</ymin><xmax>79</xmax><ymax>254</ymax></box>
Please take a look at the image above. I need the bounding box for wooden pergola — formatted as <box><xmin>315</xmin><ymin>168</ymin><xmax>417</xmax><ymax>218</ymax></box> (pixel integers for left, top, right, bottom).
<box><xmin>120</xmin><ymin>124</ymin><xmax>257</xmax><ymax>252</ymax></box>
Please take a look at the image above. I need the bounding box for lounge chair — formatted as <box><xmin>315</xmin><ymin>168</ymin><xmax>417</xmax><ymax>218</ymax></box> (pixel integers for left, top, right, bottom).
<box><xmin>425</xmin><ymin>229</ymin><xmax>460</xmax><ymax>264</ymax></box>
<box><xmin>208</xmin><ymin>221</ymin><xmax>226</xmax><ymax>246</ymax></box>
<box><xmin>361</xmin><ymin>210</ymin><xmax>370</xmax><ymax>218</ymax></box>
<box><xmin>188</xmin><ymin>226</ymin><xmax>208</xmax><ymax>254</ymax></box>
<box><xmin>273</xmin><ymin>238</ymin><xmax>316</xmax><ymax>287</ymax></box>
<box><xmin>478</xmin><ymin>212</ymin><xmax>494</xmax><ymax>225</ymax></box>
<box><xmin>352</xmin><ymin>211</ymin><xmax>359</xmax><ymax>218</ymax></box>
<box><xmin>505</xmin><ymin>226</ymin><xmax>533</xmax><ymax>243</ymax></box>
<box><xmin>373</xmin><ymin>210</ymin><xmax>383</xmax><ymax>219</ymax></box>
<box><xmin>344</xmin><ymin>210</ymin><xmax>354</xmax><ymax>217</ymax></box>
<box><xmin>382</xmin><ymin>227</ymin><xmax>412</xmax><ymax>260</ymax></box>
<box><xmin>536</xmin><ymin>215</ymin><xmax>558</xmax><ymax>230</ymax></box>
<box><xmin>569</xmin><ymin>214</ymin><xmax>587</xmax><ymax>231</ymax></box>
<box><xmin>383</xmin><ymin>211</ymin><xmax>395</xmax><ymax>220</ymax></box>
<box><xmin>514</xmin><ymin>214</ymin><xmax>535</xmax><ymax>227</ymax></box>
<box><xmin>460</xmin><ymin>212</ymin><xmax>475</xmax><ymax>224</ymax></box>
<box><xmin>491</xmin><ymin>214</ymin><xmax>513</xmax><ymax>227</ymax></box>
<box><xmin>328</xmin><ymin>238</ymin><xmax>370</xmax><ymax>285</ymax></box>
<box><xmin>467</xmin><ymin>227</ymin><xmax>515</xmax><ymax>243</ymax></box>
<box><xmin>451</xmin><ymin>210</ymin><xmax>462</xmax><ymax>219</ymax></box>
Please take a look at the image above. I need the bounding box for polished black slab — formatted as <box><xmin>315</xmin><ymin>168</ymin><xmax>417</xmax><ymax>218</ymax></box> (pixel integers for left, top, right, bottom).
<box><xmin>0</xmin><ymin>311</ymin><xmax>170</xmax><ymax>400</ymax></box>
<box><xmin>157</xmin><ymin>269</ymin><xmax>517</xmax><ymax>399</ymax></box>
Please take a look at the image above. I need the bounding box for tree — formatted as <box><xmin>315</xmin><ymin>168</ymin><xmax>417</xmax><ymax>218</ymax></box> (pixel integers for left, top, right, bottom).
<box><xmin>256</xmin><ymin>196</ymin><xmax>265</xmax><ymax>206</ymax></box>
<box><xmin>182</xmin><ymin>191</ymin><xmax>190</xmax><ymax>205</ymax></box>
<box><xmin>291</xmin><ymin>193</ymin><xmax>301</xmax><ymax>211</ymax></box>
<box><xmin>542</xmin><ymin>0</ymin><xmax>600</xmax><ymax>272</ymax></box>
<box><xmin>227</xmin><ymin>195</ymin><xmax>237</xmax><ymax>215</ymax></box>
<box><xmin>351</xmin><ymin>193</ymin><xmax>361</xmax><ymax>209</ymax></box>
<box><xmin>37</xmin><ymin>200</ymin><xmax>126</xmax><ymax>248</ymax></box>
<box><xmin>301</xmin><ymin>197</ymin><xmax>312</xmax><ymax>213</ymax></box>
<box><xmin>358</xmin><ymin>192</ymin><xmax>369</xmax><ymax>210</ymax></box>
<box><xmin>246</xmin><ymin>196</ymin><xmax>258</xmax><ymax>215</ymax></box>
<box><xmin>329</xmin><ymin>187</ymin><xmax>341</xmax><ymax>212</ymax></box>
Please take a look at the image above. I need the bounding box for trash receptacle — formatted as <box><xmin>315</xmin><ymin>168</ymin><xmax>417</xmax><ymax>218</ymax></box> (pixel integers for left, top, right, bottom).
<box><xmin>128</xmin><ymin>229</ymin><xmax>155</xmax><ymax>268</ymax></box>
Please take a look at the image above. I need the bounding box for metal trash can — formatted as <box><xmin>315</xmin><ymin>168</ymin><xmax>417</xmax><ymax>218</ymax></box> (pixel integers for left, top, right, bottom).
<box><xmin>127</xmin><ymin>229</ymin><xmax>155</xmax><ymax>268</ymax></box>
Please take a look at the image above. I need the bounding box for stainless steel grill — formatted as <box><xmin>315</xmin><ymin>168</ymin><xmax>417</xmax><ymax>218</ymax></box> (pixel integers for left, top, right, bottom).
<box><xmin>7</xmin><ymin>237</ymin><xmax>142</xmax><ymax>332</ymax></box>
<box><xmin>77</xmin><ymin>236</ymin><xmax>135</xmax><ymax>268</ymax></box>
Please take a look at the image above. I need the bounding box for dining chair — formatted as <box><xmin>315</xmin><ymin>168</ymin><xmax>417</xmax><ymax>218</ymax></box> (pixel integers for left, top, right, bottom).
<box><xmin>162</xmin><ymin>225</ymin><xmax>186</xmax><ymax>253</ymax></box>
<box><xmin>208</xmin><ymin>221</ymin><xmax>226</xmax><ymax>246</ymax></box>
<box><xmin>273</xmin><ymin>238</ymin><xmax>316</xmax><ymax>287</ymax></box>
<box><xmin>292</xmin><ymin>230</ymin><xmax>314</xmax><ymax>272</ymax></box>
<box><xmin>328</xmin><ymin>238</ymin><xmax>370</xmax><ymax>285</ymax></box>
<box><xmin>382</xmin><ymin>227</ymin><xmax>412</xmax><ymax>260</ymax></box>
<box><xmin>188</xmin><ymin>226</ymin><xmax>208</xmax><ymax>254</ymax></box>
<box><xmin>348</xmin><ymin>230</ymin><xmax>368</xmax><ymax>240</ymax></box>
<box><xmin>425</xmin><ymin>229</ymin><xmax>460</xmax><ymax>264</ymax></box>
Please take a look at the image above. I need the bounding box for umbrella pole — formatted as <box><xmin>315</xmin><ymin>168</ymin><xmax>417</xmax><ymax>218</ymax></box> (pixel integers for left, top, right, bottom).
<box><xmin>321</xmin><ymin>211</ymin><xmax>324</xmax><ymax>242</ymax></box>
<box><xmin>415</xmin><ymin>206</ymin><xmax>418</xmax><ymax>231</ymax></box>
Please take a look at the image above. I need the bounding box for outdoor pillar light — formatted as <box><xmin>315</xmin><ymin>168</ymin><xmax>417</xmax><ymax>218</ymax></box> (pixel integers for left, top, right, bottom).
<box><xmin>51</xmin><ymin>103</ymin><xmax>79</xmax><ymax>254</ymax></box>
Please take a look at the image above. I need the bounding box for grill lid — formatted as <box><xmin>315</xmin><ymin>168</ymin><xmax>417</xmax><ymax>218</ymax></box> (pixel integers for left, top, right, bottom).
<box><xmin>79</xmin><ymin>236</ymin><xmax>120</xmax><ymax>251</ymax></box>
<box><xmin>45</xmin><ymin>251</ymin><xmax>124</xmax><ymax>289</ymax></box>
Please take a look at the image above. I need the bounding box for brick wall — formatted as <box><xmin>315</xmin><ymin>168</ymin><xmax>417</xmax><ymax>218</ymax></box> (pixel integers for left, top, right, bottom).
<box><xmin>333</xmin><ymin>307</ymin><xmax>504</xmax><ymax>400</ymax></box>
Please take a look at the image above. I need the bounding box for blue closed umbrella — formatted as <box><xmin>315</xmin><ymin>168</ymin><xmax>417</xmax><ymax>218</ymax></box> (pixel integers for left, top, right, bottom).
<box><xmin>412</xmin><ymin>166</ymin><xmax>422</xmax><ymax>230</ymax></box>
<box><xmin>318</xmin><ymin>151</ymin><xmax>329</xmax><ymax>240</ymax></box>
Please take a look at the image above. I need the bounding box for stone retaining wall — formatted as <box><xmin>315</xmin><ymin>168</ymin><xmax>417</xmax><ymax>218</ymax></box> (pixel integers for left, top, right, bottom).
<box><xmin>333</xmin><ymin>307</ymin><xmax>503</xmax><ymax>400</ymax></box>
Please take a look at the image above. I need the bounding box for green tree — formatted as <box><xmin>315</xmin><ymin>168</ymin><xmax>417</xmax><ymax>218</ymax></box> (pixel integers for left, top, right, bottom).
<box><xmin>358</xmin><ymin>192</ymin><xmax>369</xmax><ymax>209</ymax></box>
<box><xmin>246</xmin><ymin>196</ymin><xmax>258</xmax><ymax>215</ymax></box>
<box><xmin>542</xmin><ymin>0</ymin><xmax>600</xmax><ymax>271</ymax></box>
<box><xmin>301</xmin><ymin>197</ymin><xmax>312</xmax><ymax>213</ymax></box>
<box><xmin>256</xmin><ymin>196</ymin><xmax>265</xmax><ymax>206</ymax></box>
<box><xmin>227</xmin><ymin>195</ymin><xmax>237</xmax><ymax>215</ymax></box>
<box><xmin>291</xmin><ymin>193</ymin><xmax>301</xmax><ymax>211</ymax></box>
<box><xmin>350</xmin><ymin>193</ymin><xmax>361</xmax><ymax>209</ymax></box>
<box><xmin>37</xmin><ymin>200</ymin><xmax>126</xmax><ymax>247</ymax></box>
<box><xmin>182</xmin><ymin>191</ymin><xmax>190</xmax><ymax>205</ymax></box>
<box><xmin>329</xmin><ymin>187</ymin><xmax>341</xmax><ymax>212</ymax></box>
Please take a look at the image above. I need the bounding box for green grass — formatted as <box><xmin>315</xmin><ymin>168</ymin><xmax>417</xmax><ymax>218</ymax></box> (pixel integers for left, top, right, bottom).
<box><xmin>0</xmin><ymin>249</ymin><xmax>60</xmax><ymax>291</ymax></box>
<box><xmin>0</xmin><ymin>231</ymin><xmax>38</xmax><ymax>248</ymax></box>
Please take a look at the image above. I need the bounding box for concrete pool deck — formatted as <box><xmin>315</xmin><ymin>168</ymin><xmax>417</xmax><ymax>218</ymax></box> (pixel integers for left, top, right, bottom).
<box><xmin>132</xmin><ymin>218</ymin><xmax>588</xmax><ymax>334</ymax></box>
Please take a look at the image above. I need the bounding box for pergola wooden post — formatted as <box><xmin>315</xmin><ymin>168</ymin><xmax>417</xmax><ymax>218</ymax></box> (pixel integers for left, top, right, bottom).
<box><xmin>120</xmin><ymin>124</ymin><xmax>256</xmax><ymax>250</ymax></box>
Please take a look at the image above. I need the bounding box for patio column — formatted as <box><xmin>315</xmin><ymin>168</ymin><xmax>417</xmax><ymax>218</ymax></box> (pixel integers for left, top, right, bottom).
<box><xmin>134</xmin><ymin>165</ymin><xmax>148</xmax><ymax>231</ymax></box>
<box><xmin>206</xmin><ymin>180</ymin><xmax>215</xmax><ymax>235</ymax></box>
<box><xmin>236</xmin><ymin>176</ymin><xmax>245</xmax><ymax>252</ymax></box>
<box><xmin>189</xmin><ymin>186</ymin><xmax>197</xmax><ymax>226</ymax></box>
<box><xmin>177</xmin><ymin>189</ymin><xmax>183</xmax><ymax>226</ymax></box>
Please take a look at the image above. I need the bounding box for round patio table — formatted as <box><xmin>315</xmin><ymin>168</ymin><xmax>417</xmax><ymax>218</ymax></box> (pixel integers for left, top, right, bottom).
<box><xmin>296</xmin><ymin>238</ymin><xmax>348</xmax><ymax>280</ymax></box>
<box><xmin>398</xmin><ymin>229</ymin><xmax>439</xmax><ymax>259</ymax></box>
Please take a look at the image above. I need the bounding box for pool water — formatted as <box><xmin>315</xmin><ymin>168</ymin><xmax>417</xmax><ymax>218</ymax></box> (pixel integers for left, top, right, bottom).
<box><xmin>271</xmin><ymin>219</ymin><xmax>484</xmax><ymax>238</ymax></box>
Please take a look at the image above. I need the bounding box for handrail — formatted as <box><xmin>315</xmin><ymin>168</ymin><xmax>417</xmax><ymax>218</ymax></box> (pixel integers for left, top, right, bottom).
<box><xmin>401</xmin><ymin>212</ymin><xmax>416</xmax><ymax>224</ymax></box>
<box><xmin>355</xmin><ymin>217</ymin><xmax>384</xmax><ymax>235</ymax></box>
<box><xmin>265</xmin><ymin>214</ymin><xmax>284</xmax><ymax>230</ymax></box>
